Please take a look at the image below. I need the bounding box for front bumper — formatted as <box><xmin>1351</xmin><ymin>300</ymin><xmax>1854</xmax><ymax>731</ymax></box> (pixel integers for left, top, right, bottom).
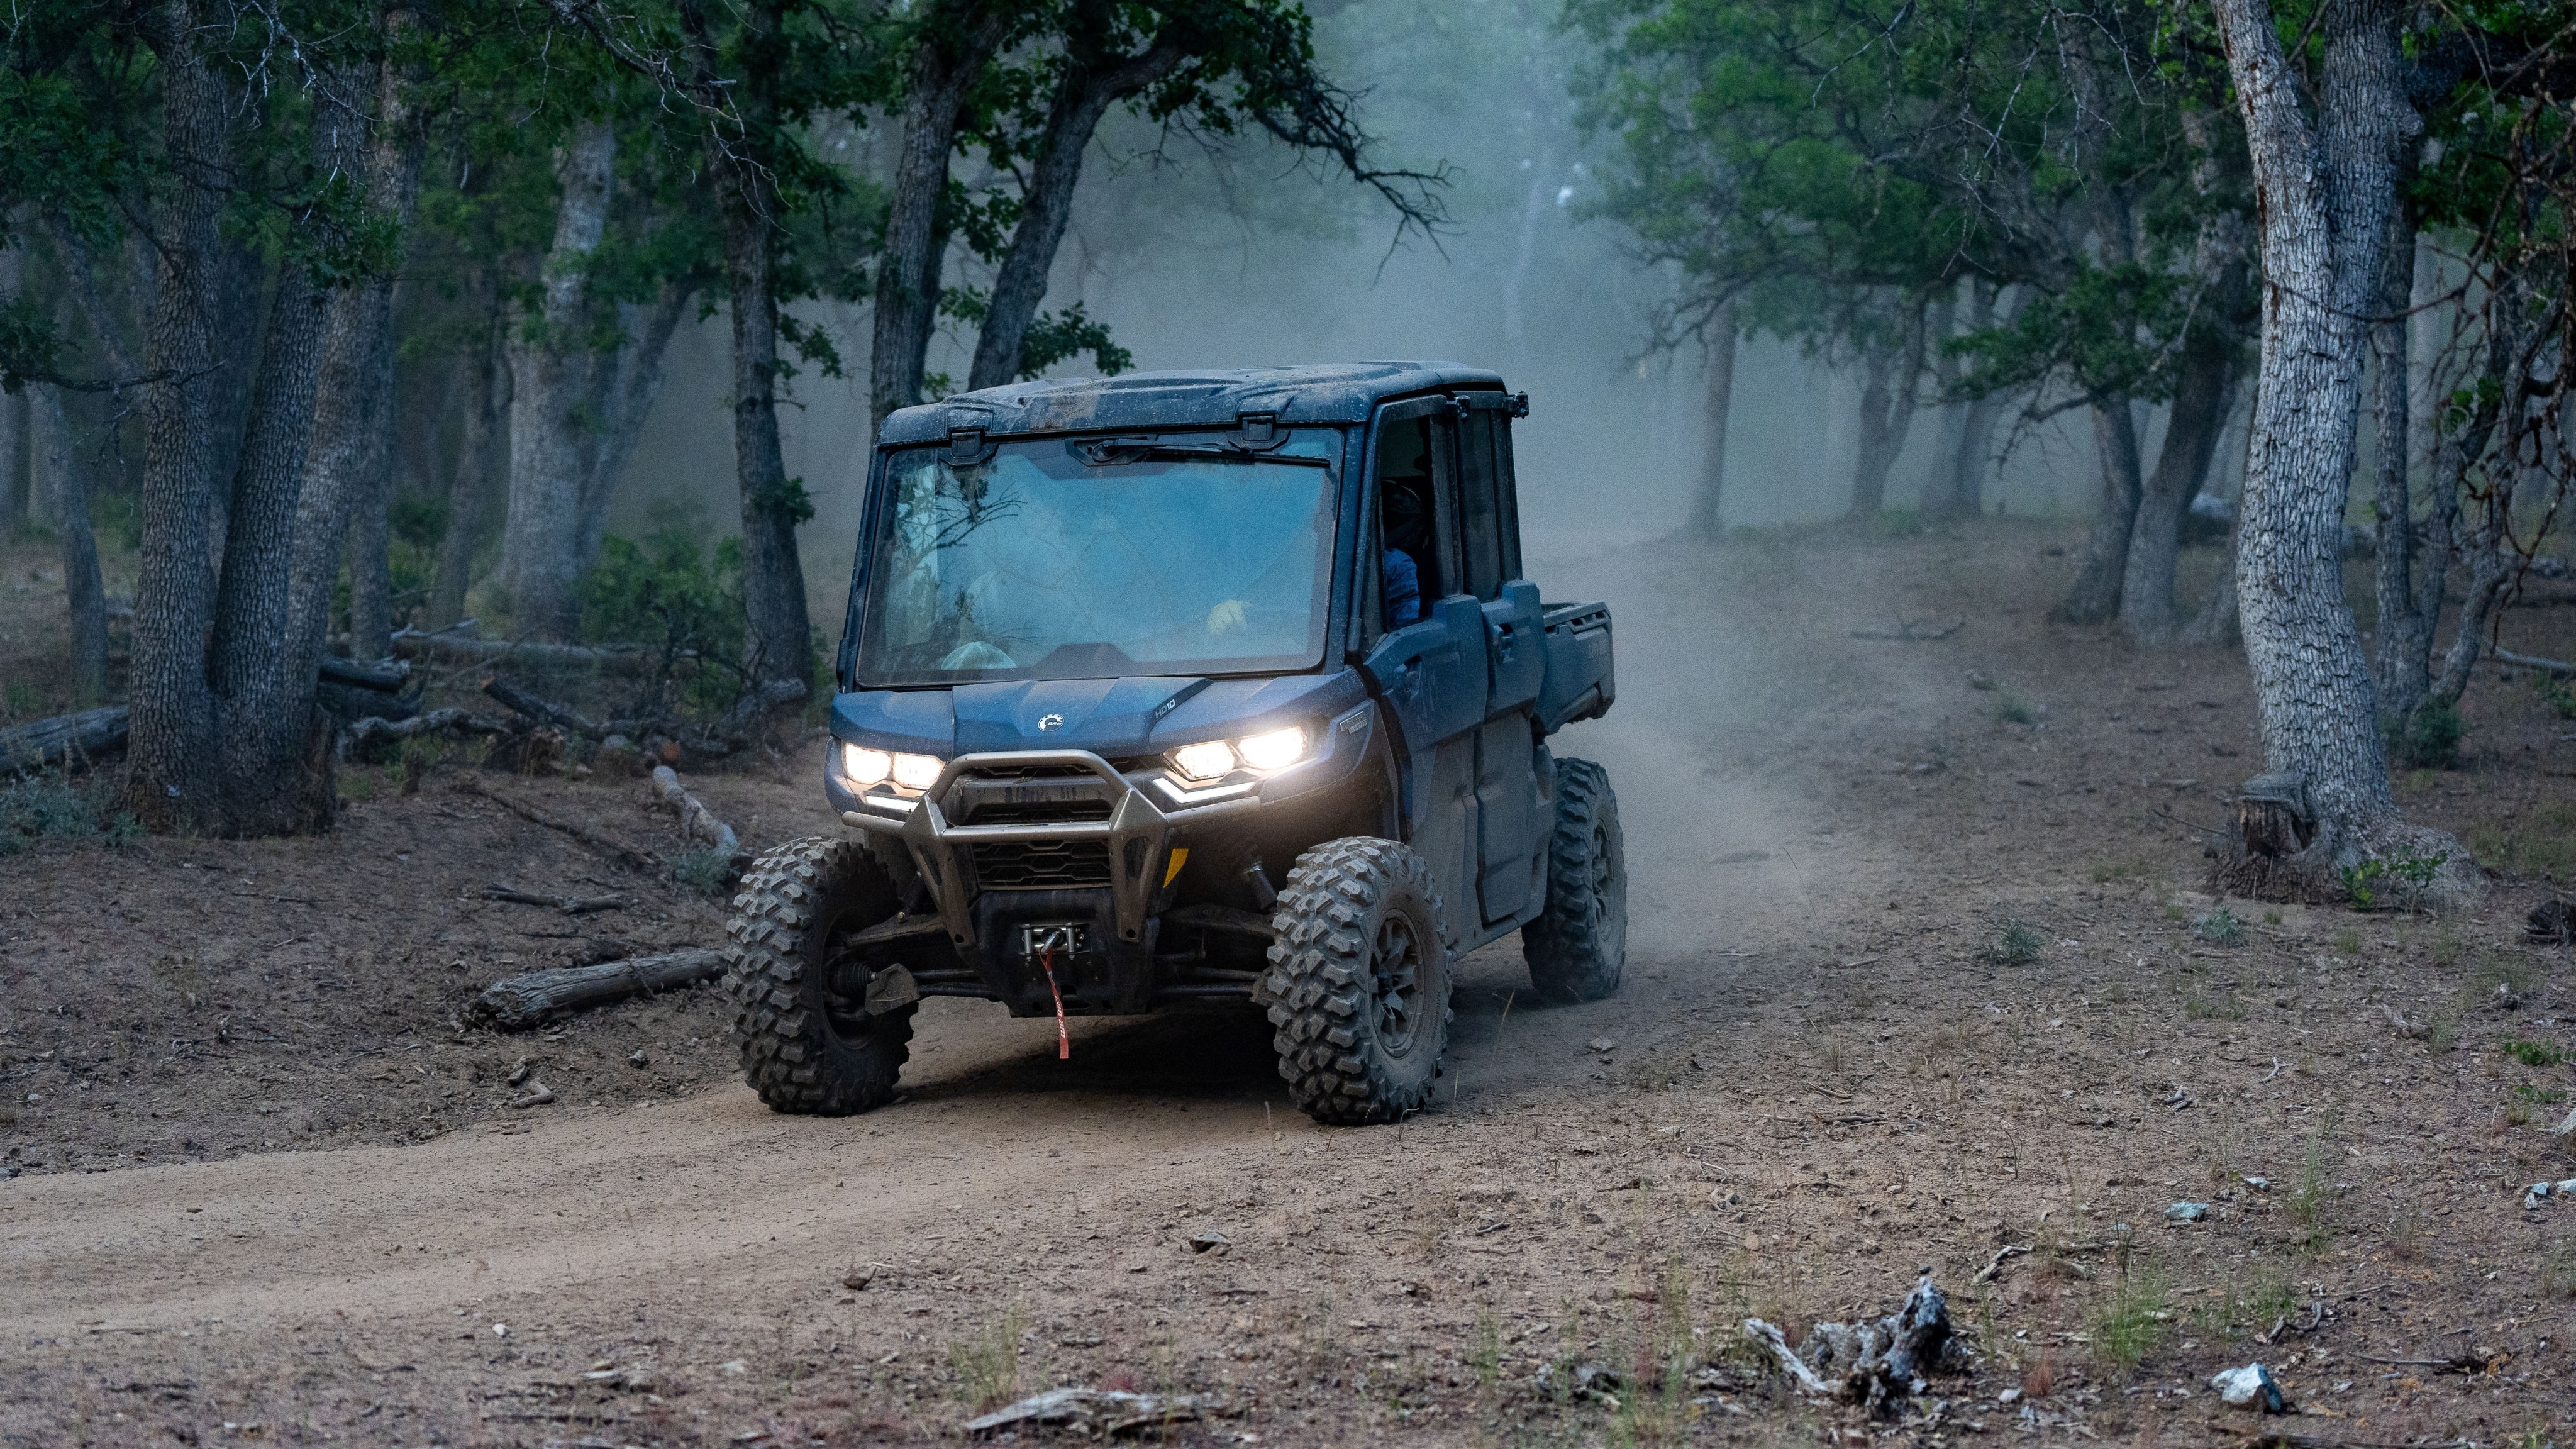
<box><xmin>836</xmin><ymin>700</ymin><xmax>1377</xmax><ymax>955</ymax></box>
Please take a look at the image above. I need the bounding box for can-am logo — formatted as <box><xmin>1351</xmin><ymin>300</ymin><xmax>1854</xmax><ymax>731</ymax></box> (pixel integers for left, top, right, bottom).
<box><xmin>1037</xmin><ymin>713</ymin><xmax>1063</xmax><ymax>731</ymax></box>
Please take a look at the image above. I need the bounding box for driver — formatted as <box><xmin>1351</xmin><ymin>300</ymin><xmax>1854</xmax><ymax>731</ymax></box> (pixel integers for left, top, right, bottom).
<box><xmin>1382</xmin><ymin>481</ymin><xmax>1427</xmax><ymax>628</ymax></box>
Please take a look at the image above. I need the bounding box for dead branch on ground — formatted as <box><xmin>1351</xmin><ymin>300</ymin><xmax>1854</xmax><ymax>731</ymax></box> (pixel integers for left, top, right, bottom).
<box><xmin>469</xmin><ymin>948</ymin><xmax>726</xmax><ymax>1030</ymax></box>
<box><xmin>647</xmin><ymin>765</ymin><xmax>740</xmax><ymax>858</ymax></box>
<box><xmin>478</xmin><ymin>882</ymin><xmax>630</xmax><ymax>915</ymax></box>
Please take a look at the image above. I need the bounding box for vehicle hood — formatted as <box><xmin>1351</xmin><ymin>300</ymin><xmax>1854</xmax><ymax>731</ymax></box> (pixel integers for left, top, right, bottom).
<box><xmin>831</xmin><ymin>670</ymin><xmax>1368</xmax><ymax>760</ymax></box>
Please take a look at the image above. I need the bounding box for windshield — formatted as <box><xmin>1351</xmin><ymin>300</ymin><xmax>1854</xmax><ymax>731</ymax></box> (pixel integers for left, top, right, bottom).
<box><xmin>856</xmin><ymin>433</ymin><xmax>1341</xmax><ymax>686</ymax></box>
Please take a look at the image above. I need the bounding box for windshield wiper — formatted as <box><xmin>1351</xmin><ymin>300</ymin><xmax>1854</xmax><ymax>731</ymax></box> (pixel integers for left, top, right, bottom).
<box><xmin>1071</xmin><ymin>438</ymin><xmax>1330</xmax><ymax>468</ymax></box>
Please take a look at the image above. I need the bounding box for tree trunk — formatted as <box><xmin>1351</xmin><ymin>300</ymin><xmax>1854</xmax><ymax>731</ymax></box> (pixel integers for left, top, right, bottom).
<box><xmin>2212</xmin><ymin>0</ymin><xmax>2429</xmax><ymax>875</ymax></box>
<box><xmin>872</xmin><ymin>1</ymin><xmax>1014</xmax><ymax>432</ymax></box>
<box><xmin>1931</xmin><ymin>284</ymin><xmax>2020</xmax><ymax>519</ymax></box>
<box><xmin>575</xmin><ymin>282</ymin><xmax>694</xmax><ymax>570</ymax></box>
<box><xmin>1845</xmin><ymin>299</ymin><xmax>1926</xmax><ymax>519</ymax></box>
<box><xmin>965</xmin><ymin>23</ymin><xmax>1187</xmax><ymax>392</ymax></box>
<box><xmin>0</xmin><ymin>391</ymin><xmax>21</xmax><ymax>539</ymax></box>
<box><xmin>319</xmin><ymin>35</ymin><xmax>428</xmax><ymax>665</ymax></box>
<box><xmin>1686</xmin><ymin>300</ymin><xmax>1738</xmax><ymax>538</ymax></box>
<box><xmin>2367</xmin><ymin>203</ymin><xmax>2433</xmax><ymax>721</ymax></box>
<box><xmin>2421</xmin><ymin>284</ymin><xmax>2535</xmax><ymax>712</ymax></box>
<box><xmin>31</xmin><ymin>387</ymin><xmax>108</xmax><ymax>701</ymax></box>
<box><xmin>206</xmin><ymin>86</ymin><xmax>353</xmax><ymax>836</ymax></box>
<box><xmin>432</xmin><ymin>289</ymin><xmax>509</xmax><ymax>628</ymax></box>
<box><xmin>2120</xmin><ymin>342</ymin><xmax>2235</xmax><ymax>643</ymax></box>
<box><xmin>681</xmin><ymin>0</ymin><xmax>814</xmax><ymax>691</ymax></box>
<box><xmin>497</xmin><ymin>121</ymin><xmax>615</xmax><ymax>641</ymax></box>
<box><xmin>120</xmin><ymin>0</ymin><xmax>233</xmax><ymax>830</ymax></box>
<box><xmin>201</xmin><ymin>237</ymin><xmax>265</xmax><ymax>568</ymax></box>
<box><xmin>2057</xmin><ymin>400</ymin><xmax>2144</xmax><ymax>624</ymax></box>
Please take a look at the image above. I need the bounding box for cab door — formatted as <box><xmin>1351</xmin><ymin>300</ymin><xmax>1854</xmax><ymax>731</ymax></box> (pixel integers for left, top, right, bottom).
<box><xmin>1358</xmin><ymin>399</ymin><xmax>1487</xmax><ymax>925</ymax></box>
<box><xmin>1453</xmin><ymin>394</ymin><xmax>1544</xmax><ymax>927</ymax></box>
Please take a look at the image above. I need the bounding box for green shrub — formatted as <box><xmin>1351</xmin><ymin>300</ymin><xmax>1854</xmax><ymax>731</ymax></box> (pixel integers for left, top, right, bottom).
<box><xmin>2192</xmin><ymin>907</ymin><xmax>2246</xmax><ymax>946</ymax></box>
<box><xmin>1982</xmin><ymin>918</ymin><xmax>2043</xmax><ymax>965</ymax></box>
<box><xmin>581</xmin><ymin>526</ymin><xmax>748</xmax><ymax>712</ymax></box>
<box><xmin>2386</xmin><ymin>698</ymin><xmax>2462</xmax><ymax>769</ymax></box>
<box><xmin>0</xmin><ymin>772</ymin><xmax>136</xmax><ymax>853</ymax></box>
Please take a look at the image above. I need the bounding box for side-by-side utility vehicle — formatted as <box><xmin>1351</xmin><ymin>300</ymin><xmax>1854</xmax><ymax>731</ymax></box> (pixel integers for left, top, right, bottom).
<box><xmin>723</xmin><ymin>364</ymin><xmax>1623</xmax><ymax>1124</ymax></box>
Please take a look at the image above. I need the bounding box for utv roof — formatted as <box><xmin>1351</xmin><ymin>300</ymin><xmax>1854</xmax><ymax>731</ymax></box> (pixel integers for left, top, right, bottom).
<box><xmin>875</xmin><ymin>362</ymin><xmax>1509</xmax><ymax>447</ymax></box>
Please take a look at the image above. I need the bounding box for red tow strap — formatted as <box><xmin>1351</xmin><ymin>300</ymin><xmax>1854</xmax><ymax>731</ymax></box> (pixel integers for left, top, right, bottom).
<box><xmin>1038</xmin><ymin>947</ymin><xmax>1070</xmax><ymax>1060</ymax></box>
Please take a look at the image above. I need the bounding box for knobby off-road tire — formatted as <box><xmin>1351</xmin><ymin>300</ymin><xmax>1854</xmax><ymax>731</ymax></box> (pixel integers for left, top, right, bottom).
<box><xmin>1522</xmin><ymin>757</ymin><xmax>1627</xmax><ymax>1003</ymax></box>
<box><xmin>1263</xmin><ymin>838</ymin><xmax>1453</xmax><ymax>1125</ymax></box>
<box><xmin>725</xmin><ymin>837</ymin><xmax>916</xmax><ymax>1115</ymax></box>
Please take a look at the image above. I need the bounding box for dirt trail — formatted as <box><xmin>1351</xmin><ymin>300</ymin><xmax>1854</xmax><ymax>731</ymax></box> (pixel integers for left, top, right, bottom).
<box><xmin>9</xmin><ymin>522</ymin><xmax>2576</xmax><ymax>1447</ymax></box>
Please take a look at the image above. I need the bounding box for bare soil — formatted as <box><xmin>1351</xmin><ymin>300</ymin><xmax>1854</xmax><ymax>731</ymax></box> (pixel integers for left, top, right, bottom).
<box><xmin>6</xmin><ymin>519</ymin><xmax>2576</xmax><ymax>1448</ymax></box>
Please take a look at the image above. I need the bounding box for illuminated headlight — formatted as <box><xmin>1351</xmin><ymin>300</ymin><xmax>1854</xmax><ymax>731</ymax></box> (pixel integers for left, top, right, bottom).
<box><xmin>1236</xmin><ymin>725</ymin><xmax>1308</xmax><ymax>772</ymax></box>
<box><xmin>1169</xmin><ymin>725</ymin><xmax>1311</xmax><ymax>783</ymax></box>
<box><xmin>1170</xmin><ymin>740</ymin><xmax>1237</xmax><ymax>782</ymax></box>
<box><xmin>890</xmin><ymin>752</ymin><xmax>945</xmax><ymax>791</ymax></box>
<box><xmin>840</xmin><ymin>743</ymin><xmax>893</xmax><ymax>786</ymax></box>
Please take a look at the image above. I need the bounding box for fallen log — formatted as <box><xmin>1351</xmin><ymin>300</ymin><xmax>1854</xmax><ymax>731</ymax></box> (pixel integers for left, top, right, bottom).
<box><xmin>469</xmin><ymin>948</ymin><xmax>726</xmax><ymax>1030</ymax></box>
<box><xmin>455</xmin><ymin>774</ymin><xmax>661</xmax><ymax>873</ymax></box>
<box><xmin>344</xmin><ymin>708</ymin><xmax>513</xmax><ymax>749</ymax></box>
<box><xmin>479</xmin><ymin>882</ymin><xmax>630</xmax><ymax>915</ymax></box>
<box><xmin>0</xmin><ymin>706</ymin><xmax>128</xmax><ymax>772</ymax></box>
<box><xmin>482</xmin><ymin>675</ymin><xmax>630</xmax><ymax>740</ymax></box>
<box><xmin>318</xmin><ymin>655</ymin><xmax>411</xmax><ymax>691</ymax></box>
<box><xmin>2497</xmin><ymin>646</ymin><xmax>2575</xmax><ymax>678</ymax></box>
<box><xmin>391</xmin><ymin>630</ymin><xmax>670</xmax><ymax>674</ymax></box>
<box><xmin>648</xmin><ymin>765</ymin><xmax>740</xmax><ymax>857</ymax></box>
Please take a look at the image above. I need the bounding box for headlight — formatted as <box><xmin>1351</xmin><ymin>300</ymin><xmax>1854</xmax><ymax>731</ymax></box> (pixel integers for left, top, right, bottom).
<box><xmin>841</xmin><ymin>743</ymin><xmax>892</xmax><ymax>786</ymax></box>
<box><xmin>1170</xmin><ymin>740</ymin><xmax>1236</xmax><ymax>782</ymax></box>
<box><xmin>1236</xmin><ymin>725</ymin><xmax>1308</xmax><ymax>771</ymax></box>
<box><xmin>1169</xmin><ymin>724</ymin><xmax>1311</xmax><ymax>782</ymax></box>
<box><xmin>891</xmin><ymin>752</ymin><xmax>945</xmax><ymax>791</ymax></box>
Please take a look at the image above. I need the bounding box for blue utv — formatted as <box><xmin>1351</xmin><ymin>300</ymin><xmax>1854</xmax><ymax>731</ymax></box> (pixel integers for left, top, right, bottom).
<box><xmin>724</xmin><ymin>364</ymin><xmax>1623</xmax><ymax>1124</ymax></box>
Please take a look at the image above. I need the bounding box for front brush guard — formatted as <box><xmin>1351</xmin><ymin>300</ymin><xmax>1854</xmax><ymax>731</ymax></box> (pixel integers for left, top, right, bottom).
<box><xmin>843</xmin><ymin>749</ymin><xmax>1258</xmax><ymax>952</ymax></box>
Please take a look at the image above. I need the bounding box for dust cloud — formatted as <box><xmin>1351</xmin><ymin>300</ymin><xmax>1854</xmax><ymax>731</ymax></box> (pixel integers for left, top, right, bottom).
<box><xmin>601</xmin><ymin>0</ymin><xmax>2109</xmax><ymax>629</ymax></box>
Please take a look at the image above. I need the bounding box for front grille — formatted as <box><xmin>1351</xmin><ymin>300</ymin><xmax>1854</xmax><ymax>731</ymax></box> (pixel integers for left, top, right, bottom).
<box><xmin>963</xmin><ymin>763</ymin><xmax>1094</xmax><ymax>782</ymax></box>
<box><xmin>970</xmin><ymin>840</ymin><xmax>1113</xmax><ymax>889</ymax></box>
<box><xmin>969</xmin><ymin>800</ymin><xmax>1113</xmax><ymax>825</ymax></box>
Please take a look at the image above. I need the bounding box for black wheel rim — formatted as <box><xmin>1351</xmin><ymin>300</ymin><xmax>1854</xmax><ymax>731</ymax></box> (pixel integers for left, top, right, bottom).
<box><xmin>1370</xmin><ymin>913</ymin><xmax>1425</xmax><ymax>1057</ymax></box>
<box><xmin>1589</xmin><ymin>823</ymin><xmax>1614</xmax><ymax>925</ymax></box>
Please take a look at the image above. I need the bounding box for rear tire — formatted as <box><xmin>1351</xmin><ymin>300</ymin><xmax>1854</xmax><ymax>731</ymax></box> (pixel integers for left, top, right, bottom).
<box><xmin>725</xmin><ymin>837</ymin><xmax>916</xmax><ymax>1115</ymax></box>
<box><xmin>1522</xmin><ymin>757</ymin><xmax>1626</xmax><ymax>1003</ymax></box>
<box><xmin>1263</xmin><ymin>838</ymin><xmax>1453</xmax><ymax>1125</ymax></box>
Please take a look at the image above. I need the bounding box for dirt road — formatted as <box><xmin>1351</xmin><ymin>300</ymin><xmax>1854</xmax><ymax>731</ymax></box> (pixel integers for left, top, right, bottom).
<box><xmin>8</xmin><ymin>523</ymin><xmax>2576</xmax><ymax>1446</ymax></box>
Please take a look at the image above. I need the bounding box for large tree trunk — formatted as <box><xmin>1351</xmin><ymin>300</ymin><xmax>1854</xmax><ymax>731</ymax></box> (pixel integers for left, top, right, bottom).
<box><xmin>965</xmin><ymin>21</ymin><xmax>1185</xmax><ymax>392</ymax></box>
<box><xmin>575</xmin><ymin>283</ymin><xmax>694</xmax><ymax>570</ymax></box>
<box><xmin>2367</xmin><ymin>204</ymin><xmax>2434</xmax><ymax>720</ymax></box>
<box><xmin>31</xmin><ymin>387</ymin><xmax>108</xmax><ymax>701</ymax></box>
<box><xmin>681</xmin><ymin>0</ymin><xmax>812</xmax><ymax>691</ymax></box>
<box><xmin>2212</xmin><ymin>0</ymin><xmax>2448</xmax><ymax>883</ymax></box>
<box><xmin>432</xmin><ymin>288</ymin><xmax>509</xmax><ymax>628</ymax></box>
<box><xmin>1845</xmin><ymin>299</ymin><xmax>1926</xmax><ymax>519</ymax></box>
<box><xmin>2120</xmin><ymin>342</ymin><xmax>2235</xmax><ymax>643</ymax></box>
<box><xmin>314</xmin><ymin>19</ymin><xmax>427</xmax><ymax>665</ymax></box>
<box><xmin>2057</xmin><ymin>400</ymin><xmax>2145</xmax><ymax>623</ymax></box>
<box><xmin>120</xmin><ymin>0</ymin><xmax>234</xmax><ymax>830</ymax></box>
<box><xmin>496</xmin><ymin>121</ymin><xmax>615</xmax><ymax>641</ymax></box>
<box><xmin>206</xmin><ymin>72</ymin><xmax>357</xmax><ymax>836</ymax></box>
<box><xmin>201</xmin><ymin>237</ymin><xmax>265</xmax><ymax>567</ymax></box>
<box><xmin>871</xmin><ymin>1</ymin><xmax>1013</xmax><ymax>432</ymax></box>
<box><xmin>1686</xmin><ymin>299</ymin><xmax>1738</xmax><ymax>538</ymax></box>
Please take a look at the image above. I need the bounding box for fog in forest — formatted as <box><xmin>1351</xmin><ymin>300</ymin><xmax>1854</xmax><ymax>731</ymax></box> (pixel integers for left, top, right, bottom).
<box><xmin>607</xmin><ymin>0</ymin><xmax>2107</xmax><ymax>623</ymax></box>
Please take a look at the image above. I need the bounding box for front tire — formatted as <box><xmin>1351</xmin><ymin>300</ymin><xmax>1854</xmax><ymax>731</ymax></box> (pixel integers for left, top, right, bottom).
<box><xmin>1522</xmin><ymin>757</ymin><xmax>1627</xmax><ymax>1003</ymax></box>
<box><xmin>725</xmin><ymin>837</ymin><xmax>916</xmax><ymax>1115</ymax></box>
<box><xmin>1264</xmin><ymin>838</ymin><xmax>1453</xmax><ymax>1125</ymax></box>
